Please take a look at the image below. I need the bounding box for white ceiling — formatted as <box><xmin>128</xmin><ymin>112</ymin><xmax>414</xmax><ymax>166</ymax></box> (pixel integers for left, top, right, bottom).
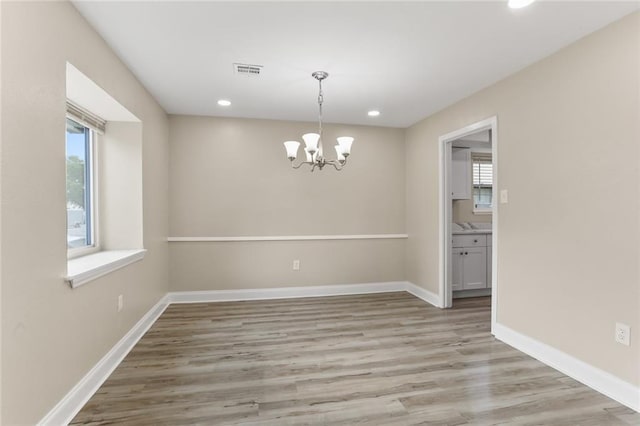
<box><xmin>71</xmin><ymin>1</ymin><xmax>638</xmax><ymax>128</ymax></box>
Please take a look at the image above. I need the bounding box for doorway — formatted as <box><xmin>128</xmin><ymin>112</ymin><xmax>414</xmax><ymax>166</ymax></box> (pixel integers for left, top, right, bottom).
<box><xmin>439</xmin><ymin>117</ymin><xmax>497</xmax><ymax>331</ymax></box>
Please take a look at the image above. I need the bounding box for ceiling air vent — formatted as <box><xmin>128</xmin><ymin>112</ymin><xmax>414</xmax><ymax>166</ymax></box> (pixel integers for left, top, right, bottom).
<box><xmin>233</xmin><ymin>63</ymin><xmax>263</xmax><ymax>76</ymax></box>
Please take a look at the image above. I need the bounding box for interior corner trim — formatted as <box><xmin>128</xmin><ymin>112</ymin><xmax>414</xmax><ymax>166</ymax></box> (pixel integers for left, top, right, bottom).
<box><xmin>167</xmin><ymin>234</ymin><xmax>409</xmax><ymax>242</ymax></box>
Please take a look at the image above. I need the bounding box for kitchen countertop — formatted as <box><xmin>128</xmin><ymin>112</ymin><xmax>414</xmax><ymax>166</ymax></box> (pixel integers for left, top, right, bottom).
<box><xmin>452</xmin><ymin>229</ymin><xmax>492</xmax><ymax>235</ymax></box>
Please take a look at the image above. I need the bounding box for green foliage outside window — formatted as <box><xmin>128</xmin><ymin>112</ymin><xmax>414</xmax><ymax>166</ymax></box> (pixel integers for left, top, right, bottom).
<box><xmin>66</xmin><ymin>155</ymin><xmax>85</xmax><ymax>208</ymax></box>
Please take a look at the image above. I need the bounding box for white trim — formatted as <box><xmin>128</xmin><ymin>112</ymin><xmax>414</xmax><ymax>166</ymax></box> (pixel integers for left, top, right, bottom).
<box><xmin>168</xmin><ymin>234</ymin><xmax>408</xmax><ymax>242</ymax></box>
<box><xmin>490</xmin><ymin>120</ymin><xmax>498</xmax><ymax>331</ymax></box>
<box><xmin>453</xmin><ymin>288</ymin><xmax>492</xmax><ymax>299</ymax></box>
<box><xmin>67</xmin><ymin>244</ymin><xmax>101</xmax><ymax>260</ymax></box>
<box><xmin>405</xmin><ymin>282</ymin><xmax>441</xmax><ymax>307</ymax></box>
<box><xmin>38</xmin><ymin>295</ymin><xmax>170</xmax><ymax>426</ymax></box>
<box><xmin>168</xmin><ymin>281</ymin><xmax>408</xmax><ymax>303</ymax></box>
<box><xmin>494</xmin><ymin>322</ymin><xmax>640</xmax><ymax>412</ymax></box>
<box><xmin>438</xmin><ymin>132</ymin><xmax>450</xmax><ymax>309</ymax></box>
<box><xmin>438</xmin><ymin>116</ymin><xmax>498</xmax><ymax>331</ymax></box>
<box><xmin>65</xmin><ymin>249</ymin><xmax>146</xmax><ymax>288</ymax></box>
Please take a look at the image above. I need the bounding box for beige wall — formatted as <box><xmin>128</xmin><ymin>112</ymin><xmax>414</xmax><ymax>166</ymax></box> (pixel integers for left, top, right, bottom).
<box><xmin>0</xmin><ymin>2</ymin><xmax>3</xmax><ymax>422</ymax></box>
<box><xmin>406</xmin><ymin>12</ymin><xmax>639</xmax><ymax>386</ymax></box>
<box><xmin>169</xmin><ymin>116</ymin><xmax>405</xmax><ymax>291</ymax></box>
<box><xmin>171</xmin><ymin>240</ymin><xmax>405</xmax><ymax>291</ymax></box>
<box><xmin>452</xmin><ymin>199</ymin><xmax>491</xmax><ymax>224</ymax></box>
<box><xmin>1</xmin><ymin>2</ymin><xmax>169</xmax><ymax>424</ymax></box>
<box><xmin>100</xmin><ymin>122</ymin><xmax>144</xmax><ymax>250</ymax></box>
<box><xmin>1</xmin><ymin>2</ymin><xmax>637</xmax><ymax>424</ymax></box>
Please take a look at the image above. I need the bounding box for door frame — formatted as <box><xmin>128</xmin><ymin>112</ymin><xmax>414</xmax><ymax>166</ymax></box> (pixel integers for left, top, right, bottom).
<box><xmin>438</xmin><ymin>116</ymin><xmax>498</xmax><ymax>331</ymax></box>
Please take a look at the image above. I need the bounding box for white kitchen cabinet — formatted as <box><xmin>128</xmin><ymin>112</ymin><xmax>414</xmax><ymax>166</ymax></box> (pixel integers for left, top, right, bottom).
<box><xmin>464</xmin><ymin>247</ymin><xmax>487</xmax><ymax>289</ymax></box>
<box><xmin>451</xmin><ymin>147</ymin><xmax>471</xmax><ymax>200</ymax></box>
<box><xmin>452</xmin><ymin>251</ymin><xmax>463</xmax><ymax>291</ymax></box>
<box><xmin>452</xmin><ymin>234</ymin><xmax>488</xmax><ymax>291</ymax></box>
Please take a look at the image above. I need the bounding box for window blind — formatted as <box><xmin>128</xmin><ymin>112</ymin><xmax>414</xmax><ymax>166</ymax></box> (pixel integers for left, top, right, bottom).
<box><xmin>472</xmin><ymin>154</ymin><xmax>492</xmax><ymax>186</ymax></box>
<box><xmin>66</xmin><ymin>101</ymin><xmax>106</xmax><ymax>134</ymax></box>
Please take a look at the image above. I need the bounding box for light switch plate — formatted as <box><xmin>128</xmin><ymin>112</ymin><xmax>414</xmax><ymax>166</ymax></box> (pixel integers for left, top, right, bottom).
<box><xmin>500</xmin><ymin>189</ymin><xmax>508</xmax><ymax>204</ymax></box>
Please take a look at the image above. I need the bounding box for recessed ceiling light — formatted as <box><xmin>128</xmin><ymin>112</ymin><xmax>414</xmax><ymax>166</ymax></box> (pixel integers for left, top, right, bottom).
<box><xmin>217</xmin><ymin>99</ymin><xmax>231</xmax><ymax>106</ymax></box>
<box><xmin>368</xmin><ymin>110</ymin><xmax>380</xmax><ymax>117</ymax></box>
<box><xmin>508</xmin><ymin>0</ymin><xmax>535</xmax><ymax>9</ymax></box>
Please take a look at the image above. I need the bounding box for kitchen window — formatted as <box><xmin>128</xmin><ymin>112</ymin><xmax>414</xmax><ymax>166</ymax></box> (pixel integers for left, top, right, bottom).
<box><xmin>472</xmin><ymin>153</ymin><xmax>493</xmax><ymax>213</ymax></box>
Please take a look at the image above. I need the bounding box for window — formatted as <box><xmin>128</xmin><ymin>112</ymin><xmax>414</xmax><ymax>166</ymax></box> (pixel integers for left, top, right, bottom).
<box><xmin>64</xmin><ymin>64</ymin><xmax>145</xmax><ymax>288</ymax></box>
<box><xmin>472</xmin><ymin>153</ymin><xmax>493</xmax><ymax>213</ymax></box>
<box><xmin>66</xmin><ymin>117</ymin><xmax>97</xmax><ymax>255</ymax></box>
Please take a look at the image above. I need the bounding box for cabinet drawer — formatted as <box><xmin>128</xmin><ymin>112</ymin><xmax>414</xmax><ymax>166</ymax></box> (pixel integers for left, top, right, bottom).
<box><xmin>452</xmin><ymin>235</ymin><xmax>486</xmax><ymax>248</ymax></box>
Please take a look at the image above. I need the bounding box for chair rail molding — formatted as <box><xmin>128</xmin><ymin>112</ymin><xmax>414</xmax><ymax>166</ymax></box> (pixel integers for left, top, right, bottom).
<box><xmin>168</xmin><ymin>234</ymin><xmax>408</xmax><ymax>242</ymax></box>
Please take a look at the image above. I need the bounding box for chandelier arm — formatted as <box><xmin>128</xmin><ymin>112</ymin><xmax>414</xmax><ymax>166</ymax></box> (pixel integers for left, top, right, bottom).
<box><xmin>290</xmin><ymin>160</ymin><xmax>312</xmax><ymax>169</ymax></box>
<box><xmin>325</xmin><ymin>159</ymin><xmax>346</xmax><ymax>171</ymax></box>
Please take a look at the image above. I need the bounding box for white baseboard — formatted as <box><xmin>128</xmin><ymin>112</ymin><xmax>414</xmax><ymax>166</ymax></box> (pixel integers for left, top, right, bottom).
<box><xmin>168</xmin><ymin>282</ymin><xmax>442</xmax><ymax>306</ymax></box>
<box><xmin>493</xmin><ymin>322</ymin><xmax>640</xmax><ymax>413</ymax></box>
<box><xmin>38</xmin><ymin>295</ymin><xmax>170</xmax><ymax>426</ymax></box>
<box><xmin>453</xmin><ymin>288</ymin><xmax>492</xmax><ymax>299</ymax></box>
<box><xmin>168</xmin><ymin>281</ymin><xmax>408</xmax><ymax>303</ymax></box>
<box><xmin>404</xmin><ymin>282</ymin><xmax>441</xmax><ymax>307</ymax></box>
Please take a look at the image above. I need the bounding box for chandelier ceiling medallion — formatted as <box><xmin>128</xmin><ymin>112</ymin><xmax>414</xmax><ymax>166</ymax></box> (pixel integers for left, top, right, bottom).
<box><xmin>283</xmin><ymin>71</ymin><xmax>353</xmax><ymax>171</ymax></box>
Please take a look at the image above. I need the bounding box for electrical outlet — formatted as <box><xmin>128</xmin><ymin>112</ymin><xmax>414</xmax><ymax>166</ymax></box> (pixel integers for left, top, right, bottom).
<box><xmin>293</xmin><ymin>260</ymin><xmax>300</xmax><ymax>271</ymax></box>
<box><xmin>118</xmin><ymin>294</ymin><xmax>124</xmax><ymax>312</ymax></box>
<box><xmin>615</xmin><ymin>322</ymin><xmax>630</xmax><ymax>346</ymax></box>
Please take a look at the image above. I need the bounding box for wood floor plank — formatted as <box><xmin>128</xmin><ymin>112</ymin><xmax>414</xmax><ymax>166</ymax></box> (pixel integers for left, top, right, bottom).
<box><xmin>70</xmin><ymin>293</ymin><xmax>640</xmax><ymax>425</ymax></box>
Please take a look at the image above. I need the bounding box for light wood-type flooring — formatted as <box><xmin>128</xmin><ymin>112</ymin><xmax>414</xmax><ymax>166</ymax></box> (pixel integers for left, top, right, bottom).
<box><xmin>71</xmin><ymin>293</ymin><xmax>640</xmax><ymax>425</ymax></box>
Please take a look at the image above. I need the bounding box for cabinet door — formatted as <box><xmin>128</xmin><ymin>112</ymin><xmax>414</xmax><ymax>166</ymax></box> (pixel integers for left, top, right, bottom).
<box><xmin>463</xmin><ymin>246</ymin><xmax>487</xmax><ymax>290</ymax></box>
<box><xmin>487</xmin><ymin>245</ymin><xmax>492</xmax><ymax>288</ymax></box>
<box><xmin>451</xmin><ymin>148</ymin><xmax>471</xmax><ymax>200</ymax></box>
<box><xmin>451</xmin><ymin>249</ymin><xmax>464</xmax><ymax>291</ymax></box>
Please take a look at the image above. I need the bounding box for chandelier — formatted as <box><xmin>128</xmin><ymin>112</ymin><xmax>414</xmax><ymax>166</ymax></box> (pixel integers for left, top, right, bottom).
<box><xmin>283</xmin><ymin>71</ymin><xmax>353</xmax><ymax>171</ymax></box>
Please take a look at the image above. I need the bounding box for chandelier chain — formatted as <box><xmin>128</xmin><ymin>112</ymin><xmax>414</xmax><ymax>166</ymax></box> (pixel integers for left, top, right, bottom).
<box><xmin>317</xmin><ymin>78</ymin><xmax>323</xmax><ymax>141</ymax></box>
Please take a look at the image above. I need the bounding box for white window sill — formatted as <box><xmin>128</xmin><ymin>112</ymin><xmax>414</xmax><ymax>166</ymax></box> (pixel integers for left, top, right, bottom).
<box><xmin>65</xmin><ymin>249</ymin><xmax>146</xmax><ymax>288</ymax></box>
<box><xmin>473</xmin><ymin>210</ymin><xmax>493</xmax><ymax>215</ymax></box>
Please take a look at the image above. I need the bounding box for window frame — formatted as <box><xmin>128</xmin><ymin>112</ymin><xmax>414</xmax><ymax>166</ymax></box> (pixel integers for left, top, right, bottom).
<box><xmin>472</xmin><ymin>153</ymin><xmax>493</xmax><ymax>215</ymax></box>
<box><xmin>66</xmin><ymin>117</ymin><xmax>100</xmax><ymax>259</ymax></box>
